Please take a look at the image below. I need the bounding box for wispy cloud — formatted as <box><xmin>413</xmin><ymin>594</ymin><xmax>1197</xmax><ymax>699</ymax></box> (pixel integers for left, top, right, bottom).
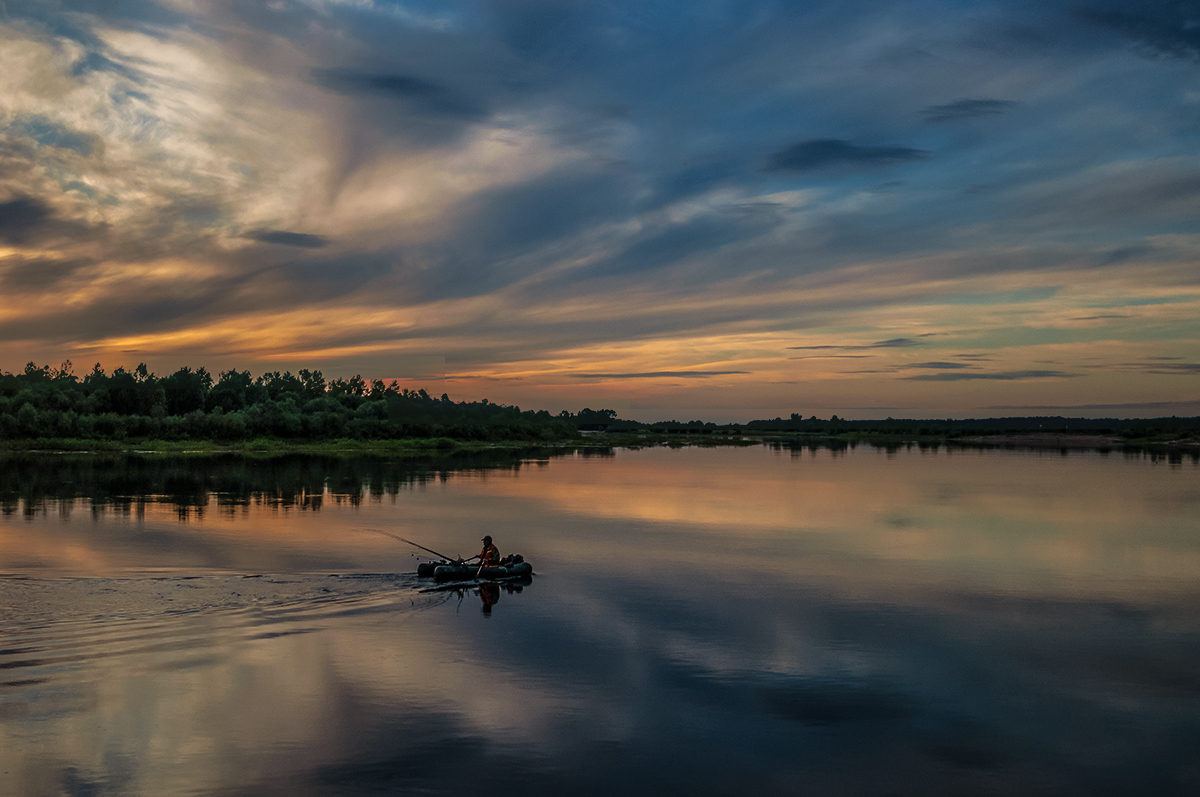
<box><xmin>763</xmin><ymin>140</ymin><xmax>929</xmax><ymax>173</ymax></box>
<box><xmin>1091</xmin><ymin>362</ymin><xmax>1200</xmax><ymax>375</ymax></box>
<box><xmin>903</xmin><ymin>370</ymin><xmax>1077</xmax><ymax>382</ymax></box>
<box><xmin>245</xmin><ymin>231</ymin><xmax>331</xmax><ymax>249</ymax></box>
<box><xmin>0</xmin><ymin>1</ymin><xmax>1197</xmax><ymax>418</ymax></box>
<box><xmin>311</xmin><ymin>69</ymin><xmax>487</xmax><ymax>120</ymax></box>
<box><xmin>921</xmin><ymin>99</ymin><xmax>1016</xmax><ymax>124</ymax></box>
<box><xmin>569</xmin><ymin>371</ymin><xmax>750</xmax><ymax>379</ymax></box>
<box><xmin>987</xmin><ymin>401</ymin><xmax>1200</xmax><ymax>412</ymax></box>
<box><xmin>1076</xmin><ymin>5</ymin><xmax>1200</xmax><ymax>61</ymax></box>
<box><xmin>789</xmin><ymin>337</ymin><xmax>932</xmax><ymax>351</ymax></box>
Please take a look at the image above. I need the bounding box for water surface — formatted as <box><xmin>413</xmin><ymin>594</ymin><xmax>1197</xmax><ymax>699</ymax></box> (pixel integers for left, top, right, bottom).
<box><xmin>2</xmin><ymin>444</ymin><xmax>1198</xmax><ymax>795</ymax></box>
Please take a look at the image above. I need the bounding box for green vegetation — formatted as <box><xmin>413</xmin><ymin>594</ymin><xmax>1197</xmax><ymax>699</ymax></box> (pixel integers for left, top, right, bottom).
<box><xmin>0</xmin><ymin>361</ymin><xmax>578</xmax><ymax>446</ymax></box>
<box><xmin>585</xmin><ymin>412</ymin><xmax>1200</xmax><ymax>446</ymax></box>
<box><xmin>736</xmin><ymin>413</ymin><xmax>1200</xmax><ymax>443</ymax></box>
<box><xmin>2</xmin><ymin>360</ymin><xmax>1197</xmax><ymax>452</ymax></box>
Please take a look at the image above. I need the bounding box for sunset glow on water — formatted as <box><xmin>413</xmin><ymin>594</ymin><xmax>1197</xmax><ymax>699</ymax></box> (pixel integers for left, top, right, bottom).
<box><xmin>3</xmin><ymin>446</ymin><xmax>1198</xmax><ymax>795</ymax></box>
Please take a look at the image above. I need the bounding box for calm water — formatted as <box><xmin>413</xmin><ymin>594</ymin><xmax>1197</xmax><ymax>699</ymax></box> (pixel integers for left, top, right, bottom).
<box><xmin>2</xmin><ymin>444</ymin><xmax>1198</xmax><ymax>796</ymax></box>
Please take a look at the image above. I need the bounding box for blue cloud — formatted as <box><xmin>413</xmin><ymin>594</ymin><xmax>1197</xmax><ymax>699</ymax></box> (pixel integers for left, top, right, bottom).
<box><xmin>922</xmin><ymin>99</ymin><xmax>1017</xmax><ymax>124</ymax></box>
<box><xmin>246</xmin><ymin>231</ymin><xmax>331</xmax><ymax>249</ymax></box>
<box><xmin>763</xmin><ymin>140</ymin><xmax>930</xmax><ymax>174</ymax></box>
<box><xmin>11</xmin><ymin>116</ymin><xmax>94</xmax><ymax>156</ymax></box>
<box><xmin>2</xmin><ymin>0</ymin><xmax>1199</xmax><ymax>396</ymax></box>
<box><xmin>1076</xmin><ymin>3</ymin><xmax>1200</xmax><ymax>60</ymax></box>
<box><xmin>0</xmin><ymin>196</ymin><xmax>54</xmax><ymax>244</ymax></box>
<box><xmin>312</xmin><ymin>69</ymin><xmax>486</xmax><ymax>120</ymax></box>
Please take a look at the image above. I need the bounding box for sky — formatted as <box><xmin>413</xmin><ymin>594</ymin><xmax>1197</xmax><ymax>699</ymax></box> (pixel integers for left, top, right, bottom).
<box><xmin>0</xmin><ymin>0</ymin><xmax>1197</xmax><ymax>422</ymax></box>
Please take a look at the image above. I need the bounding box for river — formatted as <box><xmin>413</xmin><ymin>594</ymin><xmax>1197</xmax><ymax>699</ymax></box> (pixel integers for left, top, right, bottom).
<box><xmin>2</xmin><ymin>442</ymin><xmax>1198</xmax><ymax>795</ymax></box>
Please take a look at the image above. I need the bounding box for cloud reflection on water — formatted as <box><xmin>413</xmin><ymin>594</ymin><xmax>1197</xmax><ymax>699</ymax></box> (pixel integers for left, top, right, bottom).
<box><xmin>1</xmin><ymin>445</ymin><xmax>1199</xmax><ymax>795</ymax></box>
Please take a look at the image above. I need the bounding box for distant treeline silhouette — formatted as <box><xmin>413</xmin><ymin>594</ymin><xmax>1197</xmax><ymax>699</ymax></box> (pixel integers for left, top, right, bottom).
<box><xmin>614</xmin><ymin>412</ymin><xmax>1200</xmax><ymax>441</ymax></box>
<box><xmin>0</xmin><ymin>361</ymin><xmax>578</xmax><ymax>442</ymax></box>
<box><xmin>737</xmin><ymin>413</ymin><xmax>1200</xmax><ymax>440</ymax></box>
<box><xmin>2</xmin><ymin>361</ymin><xmax>1196</xmax><ymax>444</ymax></box>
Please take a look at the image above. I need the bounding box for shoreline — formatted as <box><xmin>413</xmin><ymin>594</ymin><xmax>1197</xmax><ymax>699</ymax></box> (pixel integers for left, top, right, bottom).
<box><xmin>0</xmin><ymin>431</ymin><xmax>1197</xmax><ymax>456</ymax></box>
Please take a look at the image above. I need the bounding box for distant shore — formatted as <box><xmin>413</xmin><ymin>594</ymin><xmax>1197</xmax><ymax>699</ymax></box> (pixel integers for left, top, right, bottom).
<box><xmin>1</xmin><ymin>429</ymin><xmax>1196</xmax><ymax>456</ymax></box>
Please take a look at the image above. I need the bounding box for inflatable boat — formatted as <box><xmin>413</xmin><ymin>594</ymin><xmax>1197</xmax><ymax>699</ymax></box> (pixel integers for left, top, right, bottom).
<box><xmin>417</xmin><ymin>556</ymin><xmax>534</xmax><ymax>583</ymax></box>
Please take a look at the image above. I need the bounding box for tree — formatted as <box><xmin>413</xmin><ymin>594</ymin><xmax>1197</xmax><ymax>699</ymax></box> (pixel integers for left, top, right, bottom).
<box><xmin>207</xmin><ymin>370</ymin><xmax>260</xmax><ymax>413</ymax></box>
<box><xmin>299</xmin><ymin>369</ymin><xmax>326</xmax><ymax>399</ymax></box>
<box><xmin>53</xmin><ymin>360</ymin><xmax>76</xmax><ymax>382</ymax></box>
<box><xmin>23</xmin><ymin>362</ymin><xmax>53</xmax><ymax>383</ymax></box>
<box><xmin>16</xmin><ymin>402</ymin><xmax>39</xmax><ymax>436</ymax></box>
<box><xmin>162</xmin><ymin>367</ymin><xmax>212</xmax><ymax>415</ymax></box>
<box><xmin>258</xmin><ymin>371</ymin><xmax>305</xmax><ymax>400</ymax></box>
<box><xmin>328</xmin><ymin>374</ymin><xmax>367</xmax><ymax>398</ymax></box>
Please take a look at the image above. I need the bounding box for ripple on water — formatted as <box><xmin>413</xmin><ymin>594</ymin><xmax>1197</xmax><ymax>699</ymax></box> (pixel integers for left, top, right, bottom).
<box><xmin>0</xmin><ymin>574</ymin><xmax>443</xmax><ymax>699</ymax></box>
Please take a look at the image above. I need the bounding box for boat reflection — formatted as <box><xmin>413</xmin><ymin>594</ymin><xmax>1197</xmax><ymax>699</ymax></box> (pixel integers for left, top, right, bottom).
<box><xmin>420</xmin><ymin>574</ymin><xmax>534</xmax><ymax>616</ymax></box>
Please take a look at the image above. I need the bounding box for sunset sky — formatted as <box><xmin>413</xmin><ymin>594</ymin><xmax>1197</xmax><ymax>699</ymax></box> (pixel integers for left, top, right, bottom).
<box><xmin>0</xmin><ymin>0</ymin><xmax>1197</xmax><ymax>421</ymax></box>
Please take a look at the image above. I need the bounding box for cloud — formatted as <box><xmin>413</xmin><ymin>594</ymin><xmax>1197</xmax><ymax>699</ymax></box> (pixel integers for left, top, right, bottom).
<box><xmin>921</xmin><ymin>99</ymin><xmax>1016</xmax><ymax>124</ymax></box>
<box><xmin>1107</xmin><ymin>362</ymin><xmax>1200</xmax><ymax>375</ymax></box>
<box><xmin>908</xmin><ymin>362</ymin><xmax>975</xmax><ymax>370</ymax></box>
<box><xmin>872</xmin><ymin>337</ymin><xmax>931</xmax><ymax>348</ymax></box>
<box><xmin>763</xmin><ymin>140</ymin><xmax>929</xmax><ymax>173</ymax></box>
<box><xmin>71</xmin><ymin>50</ymin><xmax>144</xmax><ymax>82</ymax></box>
<box><xmin>998</xmin><ymin>159</ymin><xmax>1200</xmax><ymax>234</ymax></box>
<box><xmin>569</xmin><ymin>371</ymin><xmax>750</xmax><ymax>379</ymax></box>
<box><xmin>0</xmin><ymin>196</ymin><xmax>54</xmax><ymax>245</ymax></box>
<box><xmin>0</xmin><ymin>256</ymin><xmax>92</xmax><ymax>291</ymax></box>
<box><xmin>0</xmin><ymin>196</ymin><xmax>90</xmax><ymax>246</ymax></box>
<box><xmin>245</xmin><ymin>230</ymin><xmax>331</xmax><ymax>249</ymax></box>
<box><xmin>986</xmin><ymin>401</ymin><xmax>1200</xmax><ymax>413</ymax></box>
<box><xmin>312</xmin><ymin>69</ymin><xmax>486</xmax><ymax>120</ymax></box>
<box><xmin>0</xmin><ymin>0</ymin><xmax>1197</xmax><ymax>417</ymax></box>
<box><xmin>903</xmin><ymin>370</ymin><xmax>1077</xmax><ymax>382</ymax></box>
<box><xmin>8</xmin><ymin>115</ymin><xmax>96</xmax><ymax>156</ymax></box>
<box><xmin>1077</xmin><ymin>5</ymin><xmax>1200</xmax><ymax>60</ymax></box>
<box><xmin>789</xmin><ymin>337</ymin><xmax>930</xmax><ymax>351</ymax></box>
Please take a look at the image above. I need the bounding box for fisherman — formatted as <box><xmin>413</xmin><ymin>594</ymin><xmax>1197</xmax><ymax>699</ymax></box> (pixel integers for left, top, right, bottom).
<box><xmin>472</xmin><ymin>535</ymin><xmax>501</xmax><ymax>568</ymax></box>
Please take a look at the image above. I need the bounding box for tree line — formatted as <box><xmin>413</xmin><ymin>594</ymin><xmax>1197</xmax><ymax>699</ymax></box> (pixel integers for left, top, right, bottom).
<box><xmin>582</xmin><ymin>410</ymin><xmax>1200</xmax><ymax>441</ymax></box>
<box><xmin>0</xmin><ymin>361</ymin><xmax>580</xmax><ymax>443</ymax></box>
<box><xmin>4</xmin><ymin>360</ymin><xmax>1195</xmax><ymax>445</ymax></box>
<box><xmin>738</xmin><ymin>413</ymin><xmax>1200</xmax><ymax>440</ymax></box>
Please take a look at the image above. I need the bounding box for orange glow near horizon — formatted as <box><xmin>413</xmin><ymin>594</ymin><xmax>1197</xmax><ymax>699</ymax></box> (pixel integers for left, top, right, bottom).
<box><xmin>2</xmin><ymin>5</ymin><xmax>1199</xmax><ymax>421</ymax></box>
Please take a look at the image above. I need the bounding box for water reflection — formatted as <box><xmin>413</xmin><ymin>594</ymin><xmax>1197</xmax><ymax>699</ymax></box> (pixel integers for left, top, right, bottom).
<box><xmin>0</xmin><ymin>448</ymin><xmax>565</xmax><ymax>519</ymax></box>
<box><xmin>2</xmin><ymin>444</ymin><xmax>1199</xmax><ymax>795</ymax></box>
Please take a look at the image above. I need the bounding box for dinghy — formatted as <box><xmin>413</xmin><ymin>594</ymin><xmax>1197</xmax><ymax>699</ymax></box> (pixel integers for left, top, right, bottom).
<box><xmin>417</xmin><ymin>555</ymin><xmax>534</xmax><ymax>582</ymax></box>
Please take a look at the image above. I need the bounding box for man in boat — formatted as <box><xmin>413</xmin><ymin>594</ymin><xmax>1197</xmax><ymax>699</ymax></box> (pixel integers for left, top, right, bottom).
<box><xmin>471</xmin><ymin>535</ymin><xmax>501</xmax><ymax>568</ymax></box>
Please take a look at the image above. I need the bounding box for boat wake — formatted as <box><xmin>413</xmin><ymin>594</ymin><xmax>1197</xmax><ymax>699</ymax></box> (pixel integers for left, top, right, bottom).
<box><xmin>0</xmin><ymin>573</ymin><xmax>446</xmax><ymax>692</ymax></box>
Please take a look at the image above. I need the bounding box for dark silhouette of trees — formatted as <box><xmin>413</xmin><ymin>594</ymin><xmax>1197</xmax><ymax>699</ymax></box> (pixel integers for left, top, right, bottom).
<box><xmin>0</xmin><ymin>361</ymin><xmax>579</xmax><ymax>443</ymax></box>
<box><xmin>162</xmin><ymin>367</ymin><xmax>212</xmax><ymax>415</ymax></box>
<box><xmin>1</xmin><ymin>360</ymin><xmax>1197</xmax><ymax>445</ymax></box>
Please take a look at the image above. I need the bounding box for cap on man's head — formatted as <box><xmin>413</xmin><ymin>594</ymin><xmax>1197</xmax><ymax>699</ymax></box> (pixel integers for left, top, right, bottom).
<box><xmin>482</xmin><ymin>535</ymin><xmax>492</xmax><ymax>543</ymax></box>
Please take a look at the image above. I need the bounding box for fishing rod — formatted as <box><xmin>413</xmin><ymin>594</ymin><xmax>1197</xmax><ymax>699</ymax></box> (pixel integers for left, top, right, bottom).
<box><xmin>360</xmin><ymin>528</ymin><xmax>461</xmax><ymax>562</ymax></box>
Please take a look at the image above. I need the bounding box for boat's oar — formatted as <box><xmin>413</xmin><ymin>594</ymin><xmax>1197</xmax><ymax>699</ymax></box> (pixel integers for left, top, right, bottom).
<box><xmin>360</xmin><ymin>528</ymin><xmax>460</xmax><ymax>562</ymax></box>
